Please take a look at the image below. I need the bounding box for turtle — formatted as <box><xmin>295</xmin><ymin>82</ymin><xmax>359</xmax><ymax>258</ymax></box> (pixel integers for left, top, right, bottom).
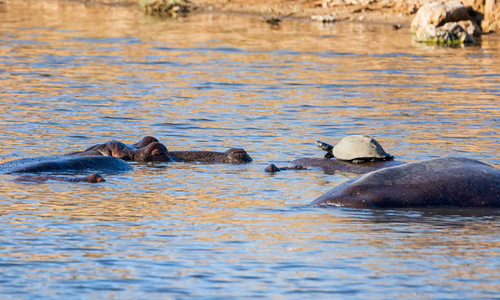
<box><xmin>265</xmin><ymin>135</ymin><xmax>400</xmax><ymax>174</ymax></box>
<box><xmin>316</xmin><ymin>135</ymin><xmax>394</xmax><ymax>164</ymax></box>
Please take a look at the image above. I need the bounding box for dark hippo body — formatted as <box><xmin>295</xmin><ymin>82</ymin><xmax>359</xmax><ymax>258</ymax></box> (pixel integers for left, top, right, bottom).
<box><xmin>70</xmin><ymin>136</ymin><xmax>252</xmax><ymax>164</ymax></box>
<box><xmin>266</xmin><ymin>137</ymin><xmax>397</xmax><ymax>174</ymax></box>
<box><xmin>170</xmin><ymin>148</ymin><xmax>252</xmax><ymax>164</ymax></box>
<box><xmin>68</xmin><ymin>138</ymin><xmax>170</xmax><ymax>162</ymax></box>
<box><xmin>292</xmin><ymin>158</ymin><xmax>403</xmax><ymax>174</ymax></box>
<box><xmin>266</xmin><ymin>158</ymin><xmax>404</xmax><ymax>174</ymax></box>
<box><xmin>310</xmin><ymin>157</ymin><xmax>500</xmax><ymax>208</ymax></box>
<box><xmin>0</xmin><ymin>155</ymin><xmax>134</xmax><ymax>175</ymax></box>
<box><xmin>13</xmin><ymin>173</ymin><xmax>105</xmax><ymax>183</ymax></box>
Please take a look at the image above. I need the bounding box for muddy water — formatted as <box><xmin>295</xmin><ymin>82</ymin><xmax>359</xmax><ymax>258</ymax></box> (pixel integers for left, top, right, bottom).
<box><xmin>1</xmin><ymin>0</ymin><xmax>499</xmax><ymax>298</ymax></box>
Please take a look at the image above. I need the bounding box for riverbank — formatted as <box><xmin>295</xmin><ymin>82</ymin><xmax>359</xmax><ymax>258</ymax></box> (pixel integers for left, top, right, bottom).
<box><xmin>66</xmin><ymin>0</ymin><xmax>499</xmax><ymax>31</ymax></box>
<box><xmin>189</xmin><ymin>0</ymin><xmax>421</xmax><ymax>25</ymax></box>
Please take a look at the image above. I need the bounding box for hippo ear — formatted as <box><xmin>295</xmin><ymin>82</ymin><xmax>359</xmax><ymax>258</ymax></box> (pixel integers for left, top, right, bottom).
<box><xmin>134</xmin><ymin>136</ymin><xmax>160</xmax><ymax>148</ymax></box>
<box><xmin>225</xmin><ymin>148</ymin><xmax>241</xmax><ymax>154</ymax></box>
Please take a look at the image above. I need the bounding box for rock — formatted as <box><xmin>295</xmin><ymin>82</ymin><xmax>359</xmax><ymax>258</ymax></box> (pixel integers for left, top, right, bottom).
<box><xmin>415</xmin><ymin>22</ymin><xmax>474</xmax><ymax>44</ymax></box>
<box><xmin>458</xmin><ymin>19</ymin><xmax>481</xmax><ymax>36</ymax></box>
<box><xmin>311</xmin><ymin>14</ymin><xmax>337</xmax><ymax>22</ymax></box>
<box><xmin>462</xmin><ymin>0</ymin><xmax>486</xmax><ymax>12</ymax></box>
<box><xmin>411</xmin><ymin>1</ymin><xmax>470</xmax><ymax>33</ymax></box>
<box><xmin>140</xmin><ymin>0</ymin><xmax>192</xmax><ymax>18</ymax></box>
<box><xmin>483</xmin><ymin>0</ymin><xmax>496</xmax><ymax>31</ymax></box>
<box><xmin>462</xmin><ymin>0</ymin><xmax>500</xmax><ymax>32</ymax></box>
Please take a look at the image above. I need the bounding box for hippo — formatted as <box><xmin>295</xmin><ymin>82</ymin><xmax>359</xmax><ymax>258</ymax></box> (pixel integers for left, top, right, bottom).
<box><xmin>266</xmin><ymin>158</ymin><xmax>404</xmax><ymax>175</ymax></box>
<box><xmin>0</xmin><ymin>155</ymin><xmax>134</xmax><ymax>183</ymax></box>
<box><xmin>266</xmin><ymin>135</ymin><xmax>402</xmax><ymax>175</ymax></box>
<box><xmin>13</xmin><ymin>173</ymin><xmax>105</xmax><ymax>183</ymax></box>
<box><xmin>70</xmin><ymin>136</ymin><xmax>253</xmax><ymax>164</ymax></box>
<box><xmin>169</xmin><ymin>148</ymin><xmax>252</xmax><ymax>164</ymax></box>
<box><xmin>67</xmin><ymin>137</ymin><xmax>170</xmax><ymax>162</ymax></box>
<box><xmin>1</xmin><ymin>135</ymin><xmax>251</xmax><ymax>184</ymax></box>
<box><xmin>310</xmin><ymin>157</ymin><xmax>500</xmax><ymax>208</ymax></box>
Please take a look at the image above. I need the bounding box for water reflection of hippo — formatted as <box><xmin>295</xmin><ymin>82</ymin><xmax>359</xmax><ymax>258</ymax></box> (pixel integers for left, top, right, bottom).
<box><xmin>13</xmin><ymin>173</ymin><xmax>106</xmax><ymax>183</ymax></box>
<box><xmin>310</xmin><ymin>157</ymin><xmax>500</xmax><ymax>208</ymax></box>
<box><xmin>266</xmin><ymin>135</ymin><xmax>402</xmax><ymax>175</ymax></box>
<box><xmin>70</xmin><ymin>136</ymin><xmax>253</xmax><ymax>164</ymax></box>
<box><xmin>0</xmin><ymin>156</ymin><xmax>133</xmax><ymax>183</ymax></box>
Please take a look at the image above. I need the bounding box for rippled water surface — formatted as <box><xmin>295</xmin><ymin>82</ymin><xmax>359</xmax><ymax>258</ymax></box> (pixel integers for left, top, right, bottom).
<box><xmin>1</xmin><ymin>0</ymin><xmax>500</xmax><ymax>298</ymax></box>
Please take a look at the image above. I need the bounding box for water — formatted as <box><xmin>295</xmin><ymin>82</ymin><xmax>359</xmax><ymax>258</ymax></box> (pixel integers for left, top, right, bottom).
<box><xmin>1</xmin><ymin>0</ymin><xmax>499</xmax><ymax>298</ymax></box>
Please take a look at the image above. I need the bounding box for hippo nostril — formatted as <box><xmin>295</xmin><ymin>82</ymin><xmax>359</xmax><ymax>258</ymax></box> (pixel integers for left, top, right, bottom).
<box><xmin>265</xmin><ymin>164</ymin><xmax>280</xmax><ymax>173</ymax></box>
<box><xmin>226</xmin><ymin>149</ymin><xmax>252</xmax><ymax>163</ymax></box>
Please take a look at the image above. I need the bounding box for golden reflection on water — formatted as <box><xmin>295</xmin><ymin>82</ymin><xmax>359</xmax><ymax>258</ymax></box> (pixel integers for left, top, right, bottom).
<box><xmin>1</xmin><ymin>0</ymin><xmax>500</xmax><ymax>297</ymax></box>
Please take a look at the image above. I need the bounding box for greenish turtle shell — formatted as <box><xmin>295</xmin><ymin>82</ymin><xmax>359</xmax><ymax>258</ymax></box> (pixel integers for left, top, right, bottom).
<box><xmin>331</xmin><ymin>135</ymin><xmax>393</xmax><ymax>162</ymax></box>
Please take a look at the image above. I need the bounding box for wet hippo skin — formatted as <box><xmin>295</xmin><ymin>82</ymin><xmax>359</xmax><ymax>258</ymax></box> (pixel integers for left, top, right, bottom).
<box><xmin>170</xmin><ymin>148</ymin><xmax>252</xmax><ymax>164</ymax></box>
<box><xmin>266</xmin><ymin>158</ymin><xmax>404</xmax><ymax>174</ymax></box>
<box><xmin>310</xmin><ymin>157</ymin><xmax>500</xmax><ymax>208</ymax></box>
<box><xmin>0</xmin><ymin>136</ymin><xmax>251</xmax><ymax>184</ymax></box>
<box><xmin>68</xmin><ymin>139</ymin><xmax>170</xmax><ymax>162</ymax></box>
<box><xmin>266</xmin><ymin>136</ymin><xmax>398</xmax><ymax>174</ymax></box>
<box><xmin>0</xmin><ymin>155</ymin><xmax>134</xmax><ymax>174</ymax></box>
<box><xmin>13</xmin><ymin>173</ymin><xmax>105</xmax><ymax>183</ymax></box>
<box><xmin>70</xmin><ymin>136</ymin><xmax>252</xmax><ymax>164</ymax></box>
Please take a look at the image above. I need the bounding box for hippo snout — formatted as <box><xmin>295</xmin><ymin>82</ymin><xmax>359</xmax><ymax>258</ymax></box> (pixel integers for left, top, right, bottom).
<box><xmin>225</xmin><ymin>148</ymin><xmax>252</xmax><ymax>164</ymax></box>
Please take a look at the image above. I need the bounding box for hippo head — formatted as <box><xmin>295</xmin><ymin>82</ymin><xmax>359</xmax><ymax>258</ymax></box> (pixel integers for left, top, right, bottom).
<box><xmin>133</xmin><ymin>136</ymin><xmax>160</xmax><ymax>149</ymax></box>
<box><xmin>224</xmin><ymin>148</ymin><xmax>252</xmax><ymax>164</ymax></box>
<box><xmin>310</xmin><ymin>178</ymin><xmax>381</xmax><ymax>208</ymax></box>
<box><xmin>134</xmin><ymin>142</ymin><xmax>172</xmax><ymax>162</ymax></box>
<box><xmin>85</xmin><ymin>173</ymin><xmax>106</xmax><ymax>183</ymax></box>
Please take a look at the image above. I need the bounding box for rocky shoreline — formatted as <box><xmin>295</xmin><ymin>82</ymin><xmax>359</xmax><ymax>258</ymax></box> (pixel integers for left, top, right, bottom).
<box><xmin>65</xmin><ymin>0</ymin><xmax>499</xmax><ymax>32</ymax></box>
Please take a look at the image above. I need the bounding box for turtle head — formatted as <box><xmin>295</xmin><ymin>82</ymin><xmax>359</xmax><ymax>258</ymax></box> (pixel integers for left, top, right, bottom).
<box><xmin>316</xmin><ymin>140</ymin><xmax>334</xmax><ymax>159</ymax></box>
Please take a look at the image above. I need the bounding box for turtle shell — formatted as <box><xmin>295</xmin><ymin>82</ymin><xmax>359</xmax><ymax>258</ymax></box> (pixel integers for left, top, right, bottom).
<box><xmin>332</xmin><ymin>135</ymin><xmax>392</xmax><ymax>161</ymax></box>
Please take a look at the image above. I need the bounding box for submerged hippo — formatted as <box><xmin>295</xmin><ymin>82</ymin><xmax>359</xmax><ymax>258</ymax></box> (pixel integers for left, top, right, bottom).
<box><xmin>70</xmin><ymin>136</ymin><xmax>253</xmax><ymax>164</ymax></box>
<box><xmin>170</xmin><ymin>148</ymin><xmax>252</xmax><ymax>164</ymax></box>
<box><xmin>0</xmin><ymin>155</ymin><xmax>134</xmax><ymax>183</ymax></box>
<box><xmin>2</xmin><ymin>135</ymin><xmax>251</xmax><ymax>184</ymax></box>
<box><xmin>310</xmin><ymin>157</ymin><xmax>500</xmax><ymax>208</ymax></box>
<box><xmin>13</xmin><ymin>173</ymin><xmax>105</xmax><ymax>183</ymax></box>
<box><xmin>67</xmin><ymin>136</ymin><xmax>170</xmax><ymax>162</ymax></box>
<box><xmin>0</xmin><ymin>155</ymin><xmax>134</xmax><ymax>174</ymax></box>
<box><xmin>266</xmin><ymin>135</ymin><xmax>402</xmax><ymax>174</ymax></box>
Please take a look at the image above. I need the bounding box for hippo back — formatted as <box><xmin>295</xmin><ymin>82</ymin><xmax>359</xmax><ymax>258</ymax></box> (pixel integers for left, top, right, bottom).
<box><xmin>311</xmin><ymin>157</ymin><xmax>500</xmax><ymax>208</ymax></box>
<box><xmin>291</xmin><ymin>158</ymin><xmax>404</xmax><ymax>174</ymax></box>
<box><xmin>0</xmin><ymin>155</ymin><xmax>134</xmax><ymax>174</ymax></box>
<box><xmin>170</xmin><ymin>148</ymin><xmax>252</xmax><ymax>164</ymax></box>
